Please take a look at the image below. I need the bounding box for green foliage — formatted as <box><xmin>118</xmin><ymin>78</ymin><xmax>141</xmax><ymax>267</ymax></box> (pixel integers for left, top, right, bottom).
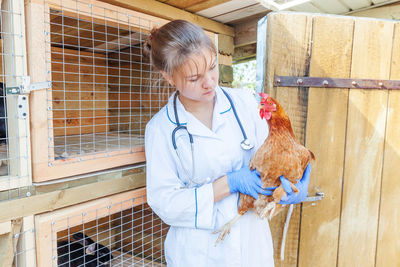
<box><xmin>232</xmin><ymin>60</ymin><xmax>256</xmax><ymax>91</ymax></box>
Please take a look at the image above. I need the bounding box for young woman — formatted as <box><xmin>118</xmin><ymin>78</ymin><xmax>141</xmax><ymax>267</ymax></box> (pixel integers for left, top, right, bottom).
<box><xmin>144</xmin><ymin>20</ymin><xmax>310</xmax><ymax>267</ymax></box>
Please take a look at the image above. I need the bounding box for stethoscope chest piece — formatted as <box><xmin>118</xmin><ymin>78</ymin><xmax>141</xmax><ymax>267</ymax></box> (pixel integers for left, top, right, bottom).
<box><xmin>240</xmin><ymin>138</ymin><xmax>254</xmax><ymax>150</ymax></box>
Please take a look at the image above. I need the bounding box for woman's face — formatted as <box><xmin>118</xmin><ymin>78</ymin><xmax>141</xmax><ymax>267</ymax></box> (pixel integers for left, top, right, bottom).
<box><xmin>166</xmin><ymin>49</ymin><xmax>219</xmax><ymax>105</ymax></box>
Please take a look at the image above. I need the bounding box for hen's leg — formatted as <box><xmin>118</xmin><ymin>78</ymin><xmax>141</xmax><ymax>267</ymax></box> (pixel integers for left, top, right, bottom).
<box><xmin>213</xmin><ymin>194</ymin><xmax>252</xmax><ymax>246</ymax></box>
<box><xmin>213</xmin><ymin>214</ymin><xmax>242</xmax><ymax>246</ymax></box>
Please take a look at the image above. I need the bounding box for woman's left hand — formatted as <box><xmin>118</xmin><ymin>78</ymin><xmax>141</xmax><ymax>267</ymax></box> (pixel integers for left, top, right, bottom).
<box><xmin>278</xmin><ymin>163</ymin><xmax>311</xmax><ymax>205</ymax></box>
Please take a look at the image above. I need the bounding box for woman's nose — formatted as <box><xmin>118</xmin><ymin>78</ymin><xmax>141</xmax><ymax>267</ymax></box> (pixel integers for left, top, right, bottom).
<box><xmin>202</xmin><ymin>72</ymin><xmax>215</xmax><ymax>88</ymax></box>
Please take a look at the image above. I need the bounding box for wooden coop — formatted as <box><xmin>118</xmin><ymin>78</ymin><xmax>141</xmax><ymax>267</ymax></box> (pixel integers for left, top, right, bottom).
<box><xmin>0</xmin><ymin>0</ymin><xmax>399</xmax><ymax>265</ymax></box>
<box><xmin>259</xmin><ymin>12</ymin><xmax>400</xmax><ymax>267</ymax></box>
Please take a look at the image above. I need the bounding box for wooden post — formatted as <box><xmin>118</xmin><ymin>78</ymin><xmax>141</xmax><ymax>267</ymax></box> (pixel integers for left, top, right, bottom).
<box><xmin>375</xmin><ymin>21</ymin><xmax>400</xmax><ymax>267</ymax></box>
<box><xmin>16</xmin><ymin>216</ymin><xmax>36</xmax><ymax>267</ymax></box>
<box><xmin>338</xmin><ymin>19</ymin><xmax>393</xmax><ymax>267</ymax></box>
<box><xmin>299</xmin><ymin>15</ymin><xmax>354</xmax><ymax>267</ymax></box>
<box><xmin>264</xmin><ymin>12</ymin><xmax>312</xmax><ymax>266</ymax></box>
<box><xmin>0</xmin><ymin>0</ymin><xmax>31</xmax><ymax>190</ymax></box>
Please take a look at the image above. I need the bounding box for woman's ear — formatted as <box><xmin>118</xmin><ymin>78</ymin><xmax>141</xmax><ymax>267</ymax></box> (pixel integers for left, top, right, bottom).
<box><xmin>160</xmin><ymin>71</ymin><xmax>175</xmax><ymax>87</ymax></box>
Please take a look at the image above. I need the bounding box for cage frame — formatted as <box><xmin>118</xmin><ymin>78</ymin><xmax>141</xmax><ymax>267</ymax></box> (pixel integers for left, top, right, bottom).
<box><xmin>0</xmin><ymin>0</ymin><xmax>32</xmax><ymax>191</ymax></box>
<box><xmin>26</xmin><ymin>0</ymin><xmax>171</xmax><ymax>182</ymax></box>
<box><xmin>34</xmin><ymin>187</ymin><xmax>148</xmax><ymax>267</ymax></box>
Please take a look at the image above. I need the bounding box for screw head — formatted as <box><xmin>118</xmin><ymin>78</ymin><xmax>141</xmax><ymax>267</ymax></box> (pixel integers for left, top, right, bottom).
<box><xmin>323</xmin><ymin>80</ymin><xmax>329</xmax><ymax>86</ymax></box>
<box><xmin>352</xmin><ymin>81</ymin><xmax>357</xmax><ymax>86</ymax></box>
<box><xmin>297</xmin><ymin>78</ymin><xmax>303</xmax><ymax>85</ymax></box>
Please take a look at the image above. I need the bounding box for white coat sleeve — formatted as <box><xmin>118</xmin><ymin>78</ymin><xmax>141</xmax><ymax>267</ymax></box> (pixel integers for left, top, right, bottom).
<box><xmin>145</xmin><ymin>123</ymin><xmax>215</xmax><ymax>230</ymax></box>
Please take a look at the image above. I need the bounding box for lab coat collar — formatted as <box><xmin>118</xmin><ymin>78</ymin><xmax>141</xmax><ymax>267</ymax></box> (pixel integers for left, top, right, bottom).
<box><xmin>165</xmin><ymin>85</ymin><xmax>232</xmax><ymax>138</ymax></box>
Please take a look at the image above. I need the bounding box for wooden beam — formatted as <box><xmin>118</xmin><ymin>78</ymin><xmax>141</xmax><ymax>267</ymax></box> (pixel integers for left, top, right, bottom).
<box><xmin>0</xmin><ymin>172</ymin><xmax>146</xmax><ymax>223</ymax></box>
<box><xmin>218</xmin><ymin>34</ymin><xmax>234</xmax><ymax>55</ymax></box>
<box><xmin>99</xmin><ymin>0</ymin><xmax>235</xmax><ymax>36</ymax></box>
<box><xmin>186</xmin><ymin>0</ymin><xmax>231</xmax><ymax>13</ymax></box>
<box><xmin>233</xmin><ymin>43</ymin><xmax>257</xmax><ymax>63</ymax></box>
<box><xmin>349</xmin><ymin>2</ymin><xmax>400</xmax><ymax>19</ymax></box>
<box><xmin>234</xmin><ymin>15</ymin><xmax>261</xmax><ymax>47</ymax></box>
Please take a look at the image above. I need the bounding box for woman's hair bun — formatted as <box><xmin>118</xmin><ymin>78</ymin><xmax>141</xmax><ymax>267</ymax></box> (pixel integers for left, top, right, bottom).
<box><xmin>143</xmin><ymin>26</ymin><xmax>158</xmax><ymax>58</ymax></box>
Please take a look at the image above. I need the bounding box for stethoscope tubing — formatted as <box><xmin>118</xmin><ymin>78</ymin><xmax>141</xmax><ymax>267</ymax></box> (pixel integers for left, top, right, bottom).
<box><xmin>171</xmin><ymin>88</ymin><xmax>252</xmax><ymax>187</ymax></box>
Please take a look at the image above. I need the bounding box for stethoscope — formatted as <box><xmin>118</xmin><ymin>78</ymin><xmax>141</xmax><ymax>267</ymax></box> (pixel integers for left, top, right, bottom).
<box><xmin>171</xmin><ymin>88</ymin><xmax>254</xmax><ymax>187</ymax></box>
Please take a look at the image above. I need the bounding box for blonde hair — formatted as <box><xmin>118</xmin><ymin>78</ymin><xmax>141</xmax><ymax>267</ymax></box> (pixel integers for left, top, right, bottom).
<box><xmin>143</xmin><ymin>20</ymin><xmax>216</xmax><ymax>78</ymax></box>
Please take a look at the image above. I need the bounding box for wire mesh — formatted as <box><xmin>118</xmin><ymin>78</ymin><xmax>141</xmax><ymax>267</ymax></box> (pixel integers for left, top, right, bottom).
<box><xmin>0</xmin><ymin>0</ymin><xmax>31</xmax><ymax>199</ymax></box>
<box><xmin>52</xmin><ymin>195</ymin><xmax>169</xmax><ymax>266</ymax></box>
<box><xmin>45</xmin><ymin>0</ymin><xmax>173</xmax><ymax>164</ymax></box>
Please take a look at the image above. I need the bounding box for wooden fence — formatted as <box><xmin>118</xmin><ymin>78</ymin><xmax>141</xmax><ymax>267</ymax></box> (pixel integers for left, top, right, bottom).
<box><xmin>261</xmin><ymin>12</ymin><xmax>400</xmax><ymax>267</ymax></box>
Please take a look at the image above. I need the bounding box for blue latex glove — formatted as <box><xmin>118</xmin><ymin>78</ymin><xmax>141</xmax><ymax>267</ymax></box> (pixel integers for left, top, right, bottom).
<box><xmin>279</xmin><ymin>163</ymin><xmax>311</xmax><ymax>204</ymax></box>
<box><xmin>227</xmin><ymin>166</ymin><xmax>276</xmax><ymax>199</ymax></box>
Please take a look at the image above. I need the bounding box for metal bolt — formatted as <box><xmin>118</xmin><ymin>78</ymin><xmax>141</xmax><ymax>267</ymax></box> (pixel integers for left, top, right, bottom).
<box><xmin>47</xmin><ymin>106</ymin><xmax>52</xmax><ymax>111</ymax></box>
<box><xmin>297</xmin><ymin>78</ymin><xmax>303</xmax><ymax>85</ymax></box>
<box><xmin>49</xmin><ymin>162</ymin><xmax>53</xmax><ymax>167</ymax></box>
<box><xmin>82</xmin><ymin>212</ymin><xmax>86</xmax><ymax>216</ymax></box>
<box><xmin>26</xmin><ymin>191</ymin><xmax>31</xmax><ymax>197</ymax></box>
<box><xmin>14</xmin><ymin>233</ymin><xmax>19</xmax><ymax>238</ymax></box>
<box><xmin>48</xmin><ymin>137</ymin><xmax>52</xmax><ymax>141</ymax></box>
<box><xmin>107</xmin><ymin>205</ymin><xmax>111</xmax><ymax>209</ymax></box>
<box><xmin>276</xmin><ymin>78</ymin><xmax>281</xmax><ymax>85</ymax></box>
<box><xmin>51</xmin><ymin>221</ymin><xmax>55</xmax><ymax>225</ymax></box>
<box><xmin>52</xmin><ymin>256</ymin><xmax>56</xmax><ymax>260</ymax></box>
<box><xmin>378</xmin><ymin>82</ymin><xmax>383</xmax><ymax>87</ymax></box>
<box><xmin>352</xmin><ymin>81</ymin><xmax>357</xmax><ymax>86</ymax></box>
<box><xmin>323</xmin><ymin>80</ymin><xmax>329</xmax><ymax>87</ymax></box>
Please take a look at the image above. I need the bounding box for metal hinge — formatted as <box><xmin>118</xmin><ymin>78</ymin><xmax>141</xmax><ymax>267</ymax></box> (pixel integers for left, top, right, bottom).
<box><xmin>6</xmin><ymin>76</ymin><xmax>51</xmax><ymax>94</ymax></box>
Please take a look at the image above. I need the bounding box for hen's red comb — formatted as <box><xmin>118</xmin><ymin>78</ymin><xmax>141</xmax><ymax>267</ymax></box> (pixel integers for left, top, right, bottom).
<box><xmin>259</xmin><ymin>92</ymin><xmax>269</xmax><ymax>99</ymax></box>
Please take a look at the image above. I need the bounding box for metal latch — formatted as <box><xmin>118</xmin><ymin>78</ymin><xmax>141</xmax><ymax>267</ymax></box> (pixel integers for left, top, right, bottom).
<box><xmin>6</xmin><ymin>76</ymin><xmax>51</xmax><ymax>94</ymax></box>
<box><xmin>304</xmin><ymin>192</ymin><xmax>324</xmax><ymax>202</ymax></box>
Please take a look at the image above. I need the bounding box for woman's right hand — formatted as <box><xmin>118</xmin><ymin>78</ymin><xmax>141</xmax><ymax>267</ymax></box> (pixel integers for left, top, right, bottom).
<box><xmin>227</xmin><ymin>166</ymin><xmax>276</xmax><ymax>199</ymax></box>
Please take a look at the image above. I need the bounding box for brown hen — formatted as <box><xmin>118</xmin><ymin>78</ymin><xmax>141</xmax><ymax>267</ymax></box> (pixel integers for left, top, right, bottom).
<box><xmin>214</xmin><ymin>92</ymin><xmax>315</xmax><ymax>245</ymax></box>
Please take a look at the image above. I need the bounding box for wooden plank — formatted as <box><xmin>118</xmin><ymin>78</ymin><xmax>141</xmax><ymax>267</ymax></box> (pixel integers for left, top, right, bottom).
<box><xmin>0</xmin><ymin>221</ymin><xmax>11</xmax><ymax>236</ymax></box>
<box><xmin>375</xmin><ymin>21</ymin><xmax>400</xmax><ymax>267</ymax></box>
<box><xmin>350</xmin><ymin>2</ymin><xmax>400</xmax><ymax>20</ymax></box>
<box><xmin>50</xmin><ymin>47</ymin><xmax>109</xmax><ymax>136</ymax></box>
<box><xmin>0</xmin><ymin>172</ymin><xmax>146</xmax><ymax>223</ymax></box>
<box><xmin>99</xmin><ymin>0</ymin><xmax>234</xmax><ymax>36</ymax></box>
<box><xmin>16</xmin><ymin>216</ymin><xmax>36</xmax><ymax>267</ymax></box>
<box><xmin>0</xmin><ymin>218</ymin><xmax>22</xmax><ymax>267</ymax></box>
<box><xmin>338</xmin><ymin>18</ymin><xmax>393</xmax><ymax>267</ymax></box>
<box><xmin>186</xmin><ymin>0</ymin><xmax>230</xmax><ymax>13</ymax></box>
<box><xmin>212</xmin><ymin>3</ymin><xmax>267</xmax><ymax>24</ymax></box>
<box><xmin>26</xmin><ymin>0</ymin><xmax>54</xmax><ymax>181</ymax></box>
<box><xmin>264</xmin><ymin>12</ymin><xmax>312</xmax><ymax>266</ymax></box>
<box><xmin>298</xmin><ymin>15</ymin><xmax>354</xmax><ymax>267</ymax></box>
<box><xmin>234</xmin><ymin>15</ymin><xmax>260</xmax><ymax>47</ymax></box>
<box><xmin>35</xmin><ymin>188</ymin><xmax>146</xmax><ymax>267</ymax></box>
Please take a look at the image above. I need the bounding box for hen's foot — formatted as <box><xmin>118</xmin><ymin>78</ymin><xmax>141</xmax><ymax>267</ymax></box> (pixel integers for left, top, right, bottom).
<box><xmin>260</xmin><ymin>202</ymin><xmax>276</xmax><ymax>220</ymax></box>
<box><xmin>212</xmin><ymin>214</ymin><xmax>241</xmax><ymax>246</ymax></box>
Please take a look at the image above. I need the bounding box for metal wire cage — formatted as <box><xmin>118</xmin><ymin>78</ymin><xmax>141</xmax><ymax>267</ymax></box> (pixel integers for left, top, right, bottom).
<box><xmin>44</xmin><ymin>0</ymin><xmax>173</xmax><ymax>166</ymax></box>
<box><xmin>35</xmin><ymin>188</ymin><xmax>169</xmax><ymax>266</ymax></box>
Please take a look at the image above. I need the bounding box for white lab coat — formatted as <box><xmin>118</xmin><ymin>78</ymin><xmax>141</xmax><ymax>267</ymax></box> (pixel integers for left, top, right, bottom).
<box><xmin>145</xmin><ymin>85</ymin><xmax>274</xmax><ymax>267</ymax></box>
